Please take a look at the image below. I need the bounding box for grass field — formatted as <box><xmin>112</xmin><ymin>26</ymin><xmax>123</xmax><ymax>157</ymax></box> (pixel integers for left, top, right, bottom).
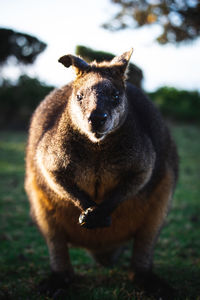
<box><xmin>0</xmin><ymin>123</ymin><xmax>200</xmax><ymax>300</ymax></box>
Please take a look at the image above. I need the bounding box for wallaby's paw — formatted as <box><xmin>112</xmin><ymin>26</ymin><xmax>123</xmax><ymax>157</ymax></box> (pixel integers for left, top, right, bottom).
<box><xmin>79</xmin><ymin>207</ymin><xmax>111</xmax><ymax>229</ymax></box>
<box><xmin>38</xmin><ymin>271</ymin><xmax>74</xmax><ymax>297</ymax></box>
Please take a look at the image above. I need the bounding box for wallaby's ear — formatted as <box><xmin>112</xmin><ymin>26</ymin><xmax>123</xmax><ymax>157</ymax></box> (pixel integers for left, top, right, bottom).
<box><xmin>110</xmin><ymin>48</ymin><xmax>133</xmax><ymax>77</ymax></box>
<box><xmin>58</xmin><ymin>54</ymin><xmax>90</xmax><ymax>76</ymax></box>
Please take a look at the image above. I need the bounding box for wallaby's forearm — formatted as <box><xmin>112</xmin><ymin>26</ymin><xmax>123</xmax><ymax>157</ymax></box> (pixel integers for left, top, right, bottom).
<box><xmin>38</xmin><ymin>167</ymin><xmax>96</xmax><ymax>211</ymax></box>
<box><xmin>99</xmin><ymin>170</ymin><xmax>148</xmax><ymax>214</ymax></box>
<box><xmin>64</xmin><ymin>182</ymin><xmax>97</xmax><ymax>210</ymax></box>
<box><xmin>79</xmin><ymin>169</ymin><xmax>151</xmax><ymax>229</ymax></box>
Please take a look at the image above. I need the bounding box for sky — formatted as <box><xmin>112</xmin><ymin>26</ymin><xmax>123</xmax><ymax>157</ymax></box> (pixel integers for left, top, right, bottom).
<box><xmin>0</xmin><ymin>0</ymin><xmax>200</xmax><ymax>91</ymax></box>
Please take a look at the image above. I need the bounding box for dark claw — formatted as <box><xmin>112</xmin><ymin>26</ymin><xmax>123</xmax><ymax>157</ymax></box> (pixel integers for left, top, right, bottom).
<box><xmin>79</xmin><ymin>207</ymin><xmax>111</xmax><ymax>229</ymax></box>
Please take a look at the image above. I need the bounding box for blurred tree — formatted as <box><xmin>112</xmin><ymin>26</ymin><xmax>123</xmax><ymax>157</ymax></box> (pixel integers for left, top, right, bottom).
<box><xmin>0</xmin><ymin>28</ymin><xmax>46</xmax><ymax>66</ymax></box>
<box><xmin>0</xmin><ymin>75</ymin><xmax>54</xmax><ymax>129</ymax></box>
<box><xmin>76</xmin><ymin>45</ymin><xmax>143</xmax><ymax>88</ymax></box>
<box><xmin>103</xmin><ymin>0</ymin><xmax>200</xmax><ymax>44</ymax></box>
<box><xmin>149</xmin><ymin>86</ymin><xmax>200</xmax><ymax>121</ymax></box>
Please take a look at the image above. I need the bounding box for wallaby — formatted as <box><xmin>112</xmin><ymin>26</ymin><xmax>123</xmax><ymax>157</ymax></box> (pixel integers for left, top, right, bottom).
<box><xmin>25</xmin><ymin>49</ymin><xmax>178</xmax><ymax>296</ymax></box>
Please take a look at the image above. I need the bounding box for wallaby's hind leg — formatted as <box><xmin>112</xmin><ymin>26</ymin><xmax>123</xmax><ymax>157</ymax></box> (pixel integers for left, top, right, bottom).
<box><xmin>130</xmin><ymin>211</ymin><xmax>176</xmax><ymax>299</ymax></box>
<box><xmin>46</xmin><ymin>235</ymin><xmax>74</xmax><ymax>275</ymax></box>
<box><xmin>129</xmin><ymin>170</ymin><xmax>175</xmax><ymax>298</ymax></box>
<box><xmin>90</xmin><ymin>246</ymin><xmax>124</xmax><ymax>267</ymax></box>
<box><xmin>39</xmin><ymin>234</ymin><xmax>75</xmax><ymax>296</ymax></box>
<box><xmin>130</xmin><ymin>169</ymin><xmax>173</xmax><ymax>276</ymax></box>
<box><xmin>27</xmin><ymin>180</ymin><xmax>75</xmax><ymax>295</ymax></box>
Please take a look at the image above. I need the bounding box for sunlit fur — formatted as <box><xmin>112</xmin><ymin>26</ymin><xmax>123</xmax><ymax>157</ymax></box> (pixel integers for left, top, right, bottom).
<box><xmin>25</xmin><ymin>50</ymin><xmax>178</xmax><ymax>294</ymax></box>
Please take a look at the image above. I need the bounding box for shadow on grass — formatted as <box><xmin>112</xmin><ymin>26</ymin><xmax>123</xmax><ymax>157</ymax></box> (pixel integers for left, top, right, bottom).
<box><xmin>29</xmin><ymin>261</ymin><xmax>200</xmax><ymax>300</ymax></box>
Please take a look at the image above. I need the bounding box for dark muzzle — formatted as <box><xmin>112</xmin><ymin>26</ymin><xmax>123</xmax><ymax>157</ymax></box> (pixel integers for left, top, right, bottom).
<box><xmin>88</xmin><ymin>111</ymin><xmax>108</xmax><ymax>132</ymax></box>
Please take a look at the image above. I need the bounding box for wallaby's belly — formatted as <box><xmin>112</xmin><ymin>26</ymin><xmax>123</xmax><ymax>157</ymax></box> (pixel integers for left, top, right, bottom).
<box><xmin>54</xmin><ymin>195</ymin><xmax>146</xmax><ymax>251</ymax></box>
<box><xmin>29</xmin><ymin>166</ymin><xmax>172</xmax><ymax>251</ymax></box>
<box><xmin>28</xmin><ymin>168</ymin><xmax>145</xmax><ymax>250</ymax></box>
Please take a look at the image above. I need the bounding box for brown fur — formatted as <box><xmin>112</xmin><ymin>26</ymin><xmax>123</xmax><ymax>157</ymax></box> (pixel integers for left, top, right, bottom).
<box><xmin>25</xmin><ymin>50</ymin><xmax>178</xmax><ymax>293</ymax></box>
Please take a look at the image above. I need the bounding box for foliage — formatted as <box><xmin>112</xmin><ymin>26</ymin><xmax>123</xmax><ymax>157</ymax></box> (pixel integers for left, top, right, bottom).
<box><xmin>0</xmin><ymin>124</ymin><xmax>200</xmax><ymax>299</ymax></box>
<box><xmin>0</xmin><ymin>28</ymin><xmax>46</xmax><ymax>66</ymax></box>
<box><xmin>0</xmin><ymin>72</ymin><xmax>199</xmax><ymax>130</ymax></box>
<box><xmin>103</xmin><ymin>0</ymin><xmax>200</xmax><ymax>44</ymax></box>
<box><xmin>0</xmin><ymin>75</ymin><xmax>54</xmax><ymax>129</ymax></box>
<box><xmin>76</xmin><ymin>45</ymin><xmax>143</xmax><ymax>88</ymax></box>
<box><xmin>149</xmin><ymin>86</ymin><xmax>200</xmax><ymax>122</ymax></box>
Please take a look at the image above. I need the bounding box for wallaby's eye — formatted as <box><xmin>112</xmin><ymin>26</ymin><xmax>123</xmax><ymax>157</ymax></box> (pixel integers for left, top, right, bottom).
<box><xmin>77</xmin><ymin>93</ymin><xmax>83</xmax><ymax>101</ymax></box>
<box><xmin>112</xmin><ymin>90</ymin><xmax>120</xmax><ymax>105</ymax></box>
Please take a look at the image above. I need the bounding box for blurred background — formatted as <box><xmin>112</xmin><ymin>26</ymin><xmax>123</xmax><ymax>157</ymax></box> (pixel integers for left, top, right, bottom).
<box><xmin>0</xmin><ymin>0</ymin><xmax>200</xmax><ymax>129</ymax></box>
<box><xmin>0</xmin><ymin>1</ymin><xmax>200</xmax><ymax>299</ymax></box>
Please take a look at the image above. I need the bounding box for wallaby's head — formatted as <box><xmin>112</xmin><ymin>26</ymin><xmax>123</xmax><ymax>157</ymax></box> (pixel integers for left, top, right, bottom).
<box><xmin>59</xmin><ymin>49</ymin><xmax>133</xmax><ymax>143</ymax></box>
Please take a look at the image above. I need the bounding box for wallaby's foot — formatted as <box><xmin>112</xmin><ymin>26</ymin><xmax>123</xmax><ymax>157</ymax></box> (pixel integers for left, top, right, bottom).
<box><xmin>38</xmin><ymin>270</ymin><xmax>74</xmax><ymax>297</ymax></box>
<box><xmin>129</xmin><ymin>270</ymin><xmax>176</xmax><ymax>300</ymax></box>
<box><xmin>79</xmin><ymin>207</ymin><xmax>111</xmax><ymax>229</ymax></box>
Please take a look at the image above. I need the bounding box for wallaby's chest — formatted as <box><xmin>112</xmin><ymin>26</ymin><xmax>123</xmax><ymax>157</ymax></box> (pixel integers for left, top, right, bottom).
<box><xmin>67</xmin><ymin>141</ymin><xmax>130</xmax><ymax>202</ymax></box>
<box><xmin>75</xmin><ymin>162</ymin><xmax>119</xmax><ymax>203</ymax></box>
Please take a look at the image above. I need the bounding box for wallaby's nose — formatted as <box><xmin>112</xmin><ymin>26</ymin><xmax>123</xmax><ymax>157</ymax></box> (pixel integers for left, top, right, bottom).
<box><xmin>88</xmin><ymin>111</ymin><xmax>108</xmax><ymax>131</ymax></box>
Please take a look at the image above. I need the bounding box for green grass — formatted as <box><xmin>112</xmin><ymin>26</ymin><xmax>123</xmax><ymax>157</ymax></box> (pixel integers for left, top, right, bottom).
<box><xmin>0</xmin><ymin>123</ymin><xmax>200</xmax><ymax>299</ymax></box>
